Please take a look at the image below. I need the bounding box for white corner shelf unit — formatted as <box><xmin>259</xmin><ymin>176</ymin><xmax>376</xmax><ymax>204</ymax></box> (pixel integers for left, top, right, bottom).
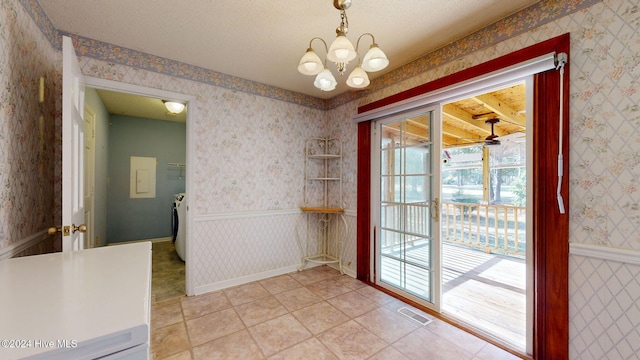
<box><xmin>297</xmin><ymin>137</ymin><xmax>347</xmax><ymax>273</ymax></box>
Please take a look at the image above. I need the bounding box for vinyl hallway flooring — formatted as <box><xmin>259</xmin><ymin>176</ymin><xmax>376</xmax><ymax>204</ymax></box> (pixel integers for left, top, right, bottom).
<box><xmin>150</xmin><ymin>242</ymin><xmax>521</xmax><ymax>359</ymax></box>
<box><xmin>152</xmin><ymin>240</ymin><xmax>186</xmax><ymax>303</ymax></box>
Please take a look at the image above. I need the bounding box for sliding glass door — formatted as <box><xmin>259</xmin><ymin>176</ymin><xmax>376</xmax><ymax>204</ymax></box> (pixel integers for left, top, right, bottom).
<box><xmin>373</xmin><ymin>107</ymin><xmax>441</xmax><ymax>310</ymax></box>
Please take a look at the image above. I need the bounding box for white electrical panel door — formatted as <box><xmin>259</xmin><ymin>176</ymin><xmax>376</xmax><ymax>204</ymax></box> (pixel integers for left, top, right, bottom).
<box><xmin>130</xmin><ymin>156</ymin><xmax>157</xmax><ymax>198</ymax></box>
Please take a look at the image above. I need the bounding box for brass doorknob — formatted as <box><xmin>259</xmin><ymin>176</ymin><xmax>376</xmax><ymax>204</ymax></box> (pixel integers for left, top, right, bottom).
<box><xmin>47</xmin><ymin>225</ymin><xmax>86</xmax><ymax>236</ymax></box>
<box><xmin>73</xmin><ymin>224</ymin><xmax>87</xmax><ymax>233</ymax></box>
<box><xmin>48</xmin><ymin>226</ymin><xmax>62</xmax><ymax>235</ymax></box>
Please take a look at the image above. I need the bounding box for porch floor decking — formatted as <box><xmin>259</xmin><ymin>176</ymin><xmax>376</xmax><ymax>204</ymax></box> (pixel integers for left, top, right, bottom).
<box><xmin>442</xmin><ymin>243</ymin><xmax>526</xmax><ymax>350</ymax></box>
<box><xmin>380</xmin><ymin>242</ymin><xmax>526</xmax><ymax>351</ymax></box>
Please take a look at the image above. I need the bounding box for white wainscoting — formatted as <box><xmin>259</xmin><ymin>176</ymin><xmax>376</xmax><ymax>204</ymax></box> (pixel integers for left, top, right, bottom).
<box><xmin>190</xmin><ymin>209</ymin><xmax>357</xmax><ymax>295</ymax></box>
<box><xmin>191</xmin><ymin>209</ymin><xmax>304</xmax><ymax>295</ymax></box>
<box><xmin>569</xmin><ymin>243</ymin><xmax>640</xmax><ymax>360</ymax></box>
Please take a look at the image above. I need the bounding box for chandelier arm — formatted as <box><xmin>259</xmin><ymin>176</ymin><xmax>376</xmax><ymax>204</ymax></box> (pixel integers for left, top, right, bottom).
<box><xmin>355</xmin><ymin>33</ymin><xmax>375</xmax><ymax>55</ymax></box>
<box><xmin>308</xmin><ymin>37</ymin><xmax>329</xmax><ymax>65</ymax></box>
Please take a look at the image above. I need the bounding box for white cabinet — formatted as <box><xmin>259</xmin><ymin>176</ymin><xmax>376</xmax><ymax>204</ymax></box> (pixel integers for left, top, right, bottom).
<box><xmin>0</xmin><ymin>243</ymin><xmax>152</xmax><ymax>360</ymax></box>
<box><xmin>297</xmin><ymin>138</ymin><xmax>347</xmax><ymax>273</ymax></box>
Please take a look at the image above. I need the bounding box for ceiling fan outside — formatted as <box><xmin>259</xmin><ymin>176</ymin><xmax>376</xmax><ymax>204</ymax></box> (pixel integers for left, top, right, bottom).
<box><xmin>484</xmin><ymin>118</ymin><xmax>501</xmax><ymax>146</ymax></box>
<box><xmin>445</xmin><ymin>117</ymin><xmax>527</xmax><ymax>148</ymax></box>
<box><xmin>450</xmin><ymin>118</ymin><xmax>502</xmax><ymax>147</ymax></box>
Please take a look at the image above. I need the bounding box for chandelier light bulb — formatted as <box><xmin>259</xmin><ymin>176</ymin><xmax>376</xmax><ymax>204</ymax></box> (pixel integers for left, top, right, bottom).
<box><xmin>327</xmin><ymin>35</ymin><xmax>357</xmax><ymax>63</ymax></box>
<box><xmin>298</xmin><ymin>48</ymin><xmax>324</xmax><ymax>75</ymax></box>
<box><xmin>361</xmin><ymin>44</ymin><xmax>389</xmax><ymax>72</ymax></box>
<box><xmin>314</xmin><ymin>68</ymin><xmax>338</xmax><ymax>91</ymax></box>
<box><xmin>346</xmin><ymin>65</ymin><xmax>370</xmax><ymax>88</ymax></box>
<box><xmin>335</xmin><ymin>49</ymin><xmax>350</xmax><ymax>60</ymax></box>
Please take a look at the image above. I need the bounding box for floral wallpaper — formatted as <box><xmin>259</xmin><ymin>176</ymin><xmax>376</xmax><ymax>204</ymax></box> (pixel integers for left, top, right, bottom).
<box><xmin>568</xmin><ymin>1</ymin><xmax>640</xmax><ymax>251</ymax></box>
<box><xmin>2</xmin><ymin>0</ymin><xmax>640</xmax><ymax>357</ymax></box>
<box><xmin>191</xmin><ymin>90</ymin><xmax>326</xmax><ymax>213</ymax></box>
<box><xmin>0</xmin><ymin>0</ymin><xmax>59</xmax><ymax>256</ymax></box>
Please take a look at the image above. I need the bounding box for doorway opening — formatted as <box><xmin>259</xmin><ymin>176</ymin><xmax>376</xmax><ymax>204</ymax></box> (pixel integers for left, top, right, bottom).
<box><xmin>439</xmin><ymin>81</ymin><xmax>529</xmax><ymax>351</ymax></box>
<box><xmin>82</xmin><ymin>77</ymin><xmax>195</xmax><ymax>297</ymax></box>
<box><xmin>370</xmin><ymin>81</ymin><xmax>530</xmax><ymax>351</ymax></box>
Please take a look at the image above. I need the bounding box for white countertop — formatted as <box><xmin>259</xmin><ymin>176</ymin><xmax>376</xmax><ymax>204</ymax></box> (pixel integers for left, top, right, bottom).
<box><xmin>0</xmin><ymin>242</ymin><xmax>152</xmax><ymax>359</ymax></box>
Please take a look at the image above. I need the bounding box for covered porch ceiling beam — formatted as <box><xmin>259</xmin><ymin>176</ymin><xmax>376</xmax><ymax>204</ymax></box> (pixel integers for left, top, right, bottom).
<box><xmin>443</xmin><ymin>104</ymin><xmax>492</xmax><ymax>135</ymax></box>
<box><xmin>470</xmin><ymin>93</ymin><xmax>526</xmax><ymax>127</ymax></box>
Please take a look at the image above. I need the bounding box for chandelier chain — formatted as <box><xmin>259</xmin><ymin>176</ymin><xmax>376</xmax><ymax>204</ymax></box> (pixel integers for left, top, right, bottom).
<box><xmin>338</xmin><ymin>10</ymin><xmax>349</xmax><ymax>35</ymax></box>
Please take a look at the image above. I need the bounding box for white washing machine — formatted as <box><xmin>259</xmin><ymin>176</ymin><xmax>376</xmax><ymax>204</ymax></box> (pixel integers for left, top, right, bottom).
<box><xmin>174</xmin><ymin>193</ymin><xmax>186</xmax><ymax>261</ymax></box>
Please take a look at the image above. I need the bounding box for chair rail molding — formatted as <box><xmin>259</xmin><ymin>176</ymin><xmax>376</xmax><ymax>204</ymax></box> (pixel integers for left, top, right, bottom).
<box><xmin>570</xmin><ymin>242</ymin><xmax>640</xmax><ymax>266</ymax></box>
<box><xmin>0</xmin><ymin>230</ymin><xmax>49</xmax><ymax>260</ymax></box>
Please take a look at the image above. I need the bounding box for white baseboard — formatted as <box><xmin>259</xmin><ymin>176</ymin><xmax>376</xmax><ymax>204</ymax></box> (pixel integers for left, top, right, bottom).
<box><xmin>193</xmin><ymin>264</ymin><xmax>302</xmax><ymax>295</ymax></box>
<box><xmin>0</xmin><ymin>230</ymin><xmax>49</xmax><ymax>260</ymax></box>
<box><xmin>341</xmin><ymin>266</ymin><xmax>357</xmax><ymax>278</ymax></box>
<box><xmin>570</xmin><ymin>242</ymin><xmax>640</xmax><ymax>266</ymax></box>
<box><xmin>323</xmin><ymin>262</ymin><xmax>357</xmax><ymax>278</ymax></box>
<box><xmin>193</xmin><ymin>262</ymin><xmax>356</xmax><ymax>296</ymax></box>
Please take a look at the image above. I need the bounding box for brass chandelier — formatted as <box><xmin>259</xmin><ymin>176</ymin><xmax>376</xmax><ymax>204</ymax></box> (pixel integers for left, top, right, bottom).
<box><xmin>297</xmin><ymin>0</ymin><xmax>389</xmax><ymax>91</ymax></box>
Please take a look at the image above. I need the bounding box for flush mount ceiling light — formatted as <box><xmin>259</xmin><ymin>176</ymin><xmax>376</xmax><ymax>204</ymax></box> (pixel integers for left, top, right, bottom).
<box><xmin>163</xmin><ymin>100</ymin><xmax>185</xmax><ymax>114</ymax></box>
<box><xmin>298</xmin><ymin>0</ymin><xmax>389</xmax><ymax>91</ymax></box>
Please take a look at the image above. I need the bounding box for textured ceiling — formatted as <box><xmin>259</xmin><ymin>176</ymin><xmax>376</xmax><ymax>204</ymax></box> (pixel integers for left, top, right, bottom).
<box><xmin>38</xmin><ymin>0</ymin><xmax>539</xmax><ymax>100</ymax></box>
<box><xmin>95</xmin><ymin>89</ymin><xmax>187</xmax><ymax>123</ymax></box>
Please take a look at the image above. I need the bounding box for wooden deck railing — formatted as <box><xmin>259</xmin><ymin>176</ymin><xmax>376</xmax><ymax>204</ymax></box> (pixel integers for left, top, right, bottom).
<box><xmin>379</xmin><ymin>202</ymin><xmax>526</xmax><ymax>258</ymax></box>
<box><xmin>441</xmin><ymin>202</ymin><xmax>526</xmax><ymax>257</ymax></box>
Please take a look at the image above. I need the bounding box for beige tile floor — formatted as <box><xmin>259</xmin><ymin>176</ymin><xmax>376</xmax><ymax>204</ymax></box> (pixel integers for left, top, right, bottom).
<box><xmin>150</xmin><ymin>242</ymin><xmax>522</xmax><ymax>359</ymax></box>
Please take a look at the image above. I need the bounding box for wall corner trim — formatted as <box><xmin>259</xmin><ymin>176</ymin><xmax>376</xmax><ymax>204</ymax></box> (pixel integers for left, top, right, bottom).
<box><xmin>570</xmin><ymin>242</ymin><xmax>640</xmax><ymax>266</ymax></box>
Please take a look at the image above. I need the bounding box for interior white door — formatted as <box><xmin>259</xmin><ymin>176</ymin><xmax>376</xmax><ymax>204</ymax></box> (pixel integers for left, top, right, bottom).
<box><xmin>62</xmin><ymin>35</ymin><xmax>86</xmax><ymax>251</ymax></box>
